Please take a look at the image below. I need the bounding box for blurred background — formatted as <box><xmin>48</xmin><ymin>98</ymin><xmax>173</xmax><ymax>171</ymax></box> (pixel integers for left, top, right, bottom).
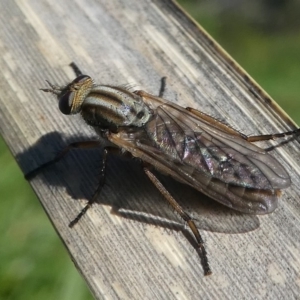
<box><xmin>1</xmin><ymin>0</ymin><xmax>299</xmax><ymax>299</ymax></box>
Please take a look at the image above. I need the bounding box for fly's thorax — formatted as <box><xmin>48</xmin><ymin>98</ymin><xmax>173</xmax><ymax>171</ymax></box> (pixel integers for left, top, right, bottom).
<box><xmin>80</xmin><ymin>85</ymin><xmax>153</xmax><ymax>129</ymax></box>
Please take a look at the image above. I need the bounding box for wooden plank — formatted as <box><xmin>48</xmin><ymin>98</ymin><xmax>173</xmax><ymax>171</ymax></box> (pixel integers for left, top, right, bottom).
<box><xmin>0</xmin><ymin>0</ymin><xmax>299</xmax><ymax>299</ymax></box>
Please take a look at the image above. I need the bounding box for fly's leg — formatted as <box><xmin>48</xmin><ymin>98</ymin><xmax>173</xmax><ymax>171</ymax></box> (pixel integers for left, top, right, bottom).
<box><xmin>69</xmin><ymin>146</ymin><xmax>120</xmax><ymax>227</ymax></box>
<box><xmin>25</xmin><ymin>141</ymin><xmax>118</xmax><ymax>227</ymax></box>
<box><xmin>186</xmin><ymin>106</ymin><xmax>300</xmax><ymax>143</ymax></box>
<box><xmin>185</xmin><ymin>107</ymin><xmax>249</xmax><ymax>139</ymax></box>
<box><xmin>25</xmin><ymin>141</ymin><xmax>102</xmax><ymax>180</ymax></box>
<box><xmin>144</xmin><ymin>167</ymin><xmax>212</xmax><ymax>276</ymax></box>
<box><xmin>246</xmin><ymin>128</ymin><xmax>300</xmax><ymax>142</ymax></box>
<box><xmin>158</xmin><ymin>77</ymin><xmax>167</xmax><ymax>97</ymax></box>
<box><xmin>70</xmin><ymin>62</ymin><xmax>83</xmax><ymax>77</ymax></box>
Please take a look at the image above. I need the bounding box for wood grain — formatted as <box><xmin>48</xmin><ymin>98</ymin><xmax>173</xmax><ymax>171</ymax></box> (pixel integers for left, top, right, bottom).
<box><xmin>0</xmin><ymin>0</ymin><xmax>299</xmax><ymax>299</ymax></box>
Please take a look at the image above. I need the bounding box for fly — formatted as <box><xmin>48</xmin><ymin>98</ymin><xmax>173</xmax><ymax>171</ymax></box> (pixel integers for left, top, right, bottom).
<box><xmin>25</xmin><ymin>62</ymin><xmax>299</xmax><ymax>276</ymax></box>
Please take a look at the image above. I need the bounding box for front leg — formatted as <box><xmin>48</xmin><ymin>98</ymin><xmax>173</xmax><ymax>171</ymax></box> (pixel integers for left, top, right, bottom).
<box><xmin>69</xmin><ymin>146</ymin><xmax>121</xmax><ymax>227</ymax></box>
<box><xmin>25</xmin><ymin>141</ymin><xmax>121</xmax><ymax>227</ymax></box>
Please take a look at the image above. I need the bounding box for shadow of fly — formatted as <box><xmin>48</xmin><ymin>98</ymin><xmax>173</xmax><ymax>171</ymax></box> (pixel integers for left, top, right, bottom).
<box><xmin>26</xmin><ymin>62</ymin><xmax>299</xmax><ymax>275</ymax></box>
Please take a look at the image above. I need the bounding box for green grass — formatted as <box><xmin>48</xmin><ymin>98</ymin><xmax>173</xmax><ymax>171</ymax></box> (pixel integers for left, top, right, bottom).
<box><xmin>0</xmin><ymin>136</ymin><xmax>93</xmax><ymax>300</ymax></box>
<box><xmin>178</xmin><ymin>0</ymin><xmax>300</xmax><ymax>124</ymax></box>
<box><xmin>1</xmin><ymin>2</ymin><xmax>300</xmax><ymax>299</ymax></box>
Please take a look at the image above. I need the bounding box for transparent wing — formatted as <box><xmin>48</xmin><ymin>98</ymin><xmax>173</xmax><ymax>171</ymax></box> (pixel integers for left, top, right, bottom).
<box><xmin>108</xmin><ymin>93</ymin><xmax>291</xmax><ymax>214</ymax></box>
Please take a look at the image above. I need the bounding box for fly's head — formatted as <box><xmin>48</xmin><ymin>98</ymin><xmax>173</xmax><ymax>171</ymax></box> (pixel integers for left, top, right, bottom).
<box><xmin>41</xmin><ymin>75</ymin><xmax>93</xmax><ymax>115</ymax></box>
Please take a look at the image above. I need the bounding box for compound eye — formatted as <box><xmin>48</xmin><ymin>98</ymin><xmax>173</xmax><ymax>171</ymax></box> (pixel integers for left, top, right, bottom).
<box><xmin>58</xmin><ymin>91</ymin><xmax>75</xmax><ymax>114</ymax></box>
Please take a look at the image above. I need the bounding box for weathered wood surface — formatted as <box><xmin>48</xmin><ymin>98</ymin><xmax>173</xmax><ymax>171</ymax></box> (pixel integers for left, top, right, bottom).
<box><xmin>0</xmin><ymin>0</ymin><xmax>299</xmax><ymax>299</ymax></box>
